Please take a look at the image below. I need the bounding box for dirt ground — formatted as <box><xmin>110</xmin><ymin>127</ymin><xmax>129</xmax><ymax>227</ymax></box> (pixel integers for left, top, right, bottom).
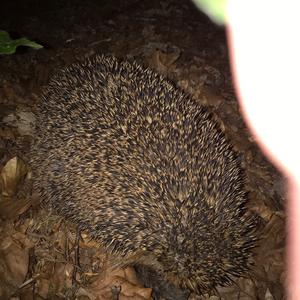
<box><xmin>0</xmin><ymin>0</ymin><xmax>285</xmax><ymax>299</ymax></box>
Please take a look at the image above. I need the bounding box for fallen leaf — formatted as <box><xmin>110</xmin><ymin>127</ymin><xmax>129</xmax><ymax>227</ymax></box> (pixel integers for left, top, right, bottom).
<box><xmin>85</xmin><ymin>267</ymin><xmax>152</xmax><ymax>300</ymax></box>
<box><xmin>0</xmin><ymin>157</ymin><xmax>27</xmax><ymax>197</ymax></box>
<box><xmin>0</xmin><ymin>233</ymin><xmax>32</xmax><ymax>299</ymax></box>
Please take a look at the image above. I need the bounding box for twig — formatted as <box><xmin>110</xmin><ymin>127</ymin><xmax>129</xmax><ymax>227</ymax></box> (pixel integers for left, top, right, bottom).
<box><xmin>72</xmin><ymin>226</ymin><xmax>81</xmax><ymax>285</ymax></box>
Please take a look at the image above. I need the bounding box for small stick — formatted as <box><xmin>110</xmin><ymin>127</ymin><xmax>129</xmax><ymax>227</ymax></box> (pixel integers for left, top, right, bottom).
<box><xmin>72</xmin><ymin>226</ymin><xmax>81</xmax><ymax>285</ymax></box>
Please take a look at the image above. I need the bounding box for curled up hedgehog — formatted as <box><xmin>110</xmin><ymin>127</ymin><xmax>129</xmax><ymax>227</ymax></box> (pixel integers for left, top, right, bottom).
<box><xmin>30</xmin><ymin>55</ymin><xmax>257</xmax><ymax>296</ymax></box>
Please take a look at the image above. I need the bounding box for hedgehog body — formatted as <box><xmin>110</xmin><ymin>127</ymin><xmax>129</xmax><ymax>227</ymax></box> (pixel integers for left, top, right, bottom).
<box><xmin>30</xmin><ymin>55</ymin><xmax>256</xmax><ymax>294</ymax></box>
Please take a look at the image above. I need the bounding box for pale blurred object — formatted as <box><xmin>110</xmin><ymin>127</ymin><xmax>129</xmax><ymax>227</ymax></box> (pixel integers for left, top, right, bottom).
<box><xmin>192</xmin><ymin>0</ymin><xmax>227</xmax><ymax>25</ymax></box>
<box><xmin>226</xmin><ymin>0</ymin><xmax>300</xmax><ymax>182</ymax></box>
<box><xmin>226</xmin><ymin>1</ymin><xmax>300</xmax><ymax>299</ymax></box>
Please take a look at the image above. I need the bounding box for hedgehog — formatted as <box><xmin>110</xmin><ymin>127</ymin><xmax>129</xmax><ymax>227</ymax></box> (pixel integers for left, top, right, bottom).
<box><xmin>29</xmin><ymin>54</ymin><xmax>257</xmax><ymax>295</ymax></box>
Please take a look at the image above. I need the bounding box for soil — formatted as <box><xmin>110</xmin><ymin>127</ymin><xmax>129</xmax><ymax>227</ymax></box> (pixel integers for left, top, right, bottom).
<box><xmin>0</xmin><ymin>0</ymin><xmax>285</xmax><ymax>299</ymax></box>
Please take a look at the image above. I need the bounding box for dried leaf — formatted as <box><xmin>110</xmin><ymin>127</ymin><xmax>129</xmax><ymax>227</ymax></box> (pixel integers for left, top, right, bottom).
<box><xmin>85</xmin><ymin>267</ymin><xmax>152</xmax><ymax>300</ymax></box>
<box><xmin>0</xmin><ymin>233</ymin><xmax>32</xmax><ymax>298</ymax></box>
<box><xmin>3</xmin><ymin>110</ymin><xmax>36</xmax><ymax>136</ymax></box>
<box><xmin>265</xmin><ymin>288</ymin><xmax>275</xmax><ymax>300</ymax></box>
<box><xmin>35</xmin><ymin>278</ymin><xmax>50</xmax><ymax>299</ymax></box>
<box><xmin>149</xmin><ymin>46</ymin><xmax>181</xmax><ymax>73</ymax></box>
<box><xmin>0</xmin><ymin>157</ymin><xmax>27</xmax><ymax>196</ymax></box>
<box><xmin>0</xmin><ymin>196</ymin><xmax>35</xmax><ymax>220</ymax></box>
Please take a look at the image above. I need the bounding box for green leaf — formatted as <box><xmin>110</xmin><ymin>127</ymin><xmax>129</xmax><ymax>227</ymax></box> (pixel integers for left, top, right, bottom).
<box><xmin>192</xmin><ymin>0</ymin><xmax>227</xmax><ymax>25</ymax></box>
<box><xmin>0</xmin><ymin>30</ymin><xmax>43</xmax><ymax>55</ymax></box>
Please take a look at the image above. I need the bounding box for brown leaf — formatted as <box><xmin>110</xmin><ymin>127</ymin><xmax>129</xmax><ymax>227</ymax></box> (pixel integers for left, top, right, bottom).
<box><xmin>84</xmin><ymin>267</ymin><xmax>152</xmax><ymax>300</ymax></box>
<box><xmin>35</xmin><ymin>278</ymin><xmax>50</xmax><ymax>299</ymax></box>
<box><xmin>0</xmin><ymin>196</ymin><xmax>35</xmax><ymax>220</ymax></box>
<box><xmin>0</xmin><ymin>157</ymin><xmax>28</xmax><ymax>197</ymax></box>
<box><xmin>2</xmin><ymin>109</ymin><xmax>36</xmax><ymax>136</ymax></box>
<box><xmin>34</xmin><ymin>261</ymin><xmax>74</xmax><ymax>298</ymax></box>
<box><xmin>149</xmin><ymin>47</ymin><xmax>181</xmax><ymax>73</ymax></box>
<box><xmin>0</xmin><ymin>233</ymin><xmax>32</xmax><ymax>299</ymax></box>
